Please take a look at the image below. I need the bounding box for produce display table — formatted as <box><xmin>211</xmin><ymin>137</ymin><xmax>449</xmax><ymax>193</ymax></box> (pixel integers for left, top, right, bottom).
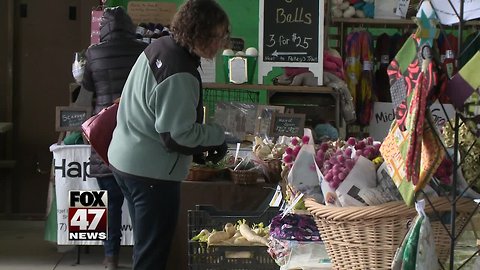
<box><xmin>166</xmin><ymin>179</ymin><xmax>276</xmax><ymax>270</ymax></box>
<box><xmin>46</xmin><ymin>143</ymin><xmax>276</xmax><ymax>269</ymax></box>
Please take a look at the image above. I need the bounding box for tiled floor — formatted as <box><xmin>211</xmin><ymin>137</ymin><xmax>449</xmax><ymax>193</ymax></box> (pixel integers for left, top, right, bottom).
<box><xmin>0</xmin><ymin>219</ymin><xmax>133</xmax><ymax>270</ymax></box>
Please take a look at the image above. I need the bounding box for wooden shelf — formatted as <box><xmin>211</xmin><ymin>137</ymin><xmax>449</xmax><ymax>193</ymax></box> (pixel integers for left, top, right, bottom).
<box><xmin>331</xmin><ymin>17</ymin><xmax>480</xmax><ymax>26</ymax></box>
<box><xmin>202</xmin><ymin>83</ymin><xmax>341</xmax><ymax>128</ymax></box>
<box><xmin>202</xmin><ymin>83</ymin><xmax>334</xmax><ymax>94</ymax></box>
<box><xmin>332</xmin><ymin>17</ymin><xmax>415</xmax><ymax>26</ymax></box>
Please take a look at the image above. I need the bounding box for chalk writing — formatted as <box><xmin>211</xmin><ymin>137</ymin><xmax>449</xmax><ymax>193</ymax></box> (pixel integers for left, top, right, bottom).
<box><xmin>262</xmin><ymin>0</ymin><xmax>319</xmax><ymax>63</ymax></box>
<box><xmin>55</xmin><ymin>106</ymin><xmax>91</xmax><ymax>132</ymax></box>
<box><xmin>270</xmin><ymin>113</ymin><xmax>305</xmax><ymax>137</ymax></box>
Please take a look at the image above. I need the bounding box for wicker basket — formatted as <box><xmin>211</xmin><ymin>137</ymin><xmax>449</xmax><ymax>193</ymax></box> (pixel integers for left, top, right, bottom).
<box><xmin>264</xmin><ymin>159</ymin><xmax>282</xmax><ymax>184</ymax></box>
<box><xmin>228</xmin><ymin>168</ymin><xmax>258</xmax><ymax>185</ymax></box>
<box><xmin>187</xmin><ymin>167</ymin><xmax>223</xmax><ymax>181</ymax></box>
<box><xmin>305</xmin><ymin>197</ymin><xmax>476</xmax><ymax>270</ymax></box>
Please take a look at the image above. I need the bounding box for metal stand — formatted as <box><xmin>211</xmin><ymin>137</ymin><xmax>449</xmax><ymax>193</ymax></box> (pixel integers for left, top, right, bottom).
<box><xmin>75</xmin><ymin>245</ymin><xmax>90</xmax><ymax>265</ymax></box>
<box><xmin>423</xmin><ymin>1</ymin><xmax>480</xmax><ymax>269</ymax></box>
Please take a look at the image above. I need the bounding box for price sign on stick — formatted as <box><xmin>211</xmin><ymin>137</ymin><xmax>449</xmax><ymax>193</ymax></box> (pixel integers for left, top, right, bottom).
<box><xmin>55</xmin><ymin>106</ymin><xmax>91</xmax><ymax>132</ymax></box>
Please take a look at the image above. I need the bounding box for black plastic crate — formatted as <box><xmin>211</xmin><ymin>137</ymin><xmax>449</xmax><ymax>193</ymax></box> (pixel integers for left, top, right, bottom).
<box><xmin>188</xmin><ymin>203</ymin><xmax>279</xmax><ymax>270</ymax></box>
<box><xmin>189</xmin><ymin>242</ymin><xmax>277</xmax><ymax>270</ymax></box>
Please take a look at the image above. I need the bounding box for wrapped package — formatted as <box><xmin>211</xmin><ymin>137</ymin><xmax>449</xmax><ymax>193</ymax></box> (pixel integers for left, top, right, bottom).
<box><xmin>269</xmin><ymin>213</ymin><xmax>321</xmax><ymax>241</ymax></box>
<box><xmin>268</xmin><ymin>238</ymin><xmax>330</xmax><ymax>269</ymax></box>
<box><xmin>287</xmin><ymin>139</ymin><xmax>324</xmax><ymax>204</ymax></box>
<box><xmin>335</xmin><ymin>156</ymin><xmax>377</xmax><ymax>207</ymax></box>
<box><xmin>315</xmin><ymin>160</ymin><xmax>341</xmax><ymax>207</ymax></box>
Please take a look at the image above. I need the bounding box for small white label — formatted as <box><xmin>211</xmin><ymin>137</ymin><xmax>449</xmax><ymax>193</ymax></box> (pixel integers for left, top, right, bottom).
<box><xmin>363</xmin><ymin>61</ymin><xmax>373</xmax><ymax>71</ymax></box>
<box><xmin>445</xmin><ymin>50</ymin><xmax>455</xmax><ymax>59</ymax></box>
<box><xmin>156</xmin><ymin>59</ymin><xmax>163</xmax><ymax>68</ymax></box>
<box><xmin>381</xmin><ymin>55</ymin><xmax>390</xmax><ymax>64</ymax></box>
<box><xmin>346</xmin><ymin>57</ymin><xmax>356</xmax><ymax>65</ymax></box>
<box><xmin>136</xmin><ymin>26</ymin><xmax>146</xmax><ymax>36</ymax></box>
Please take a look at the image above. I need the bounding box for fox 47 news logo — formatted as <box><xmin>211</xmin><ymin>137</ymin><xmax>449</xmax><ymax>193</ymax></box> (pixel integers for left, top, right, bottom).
<box><xmin>68</xmin><ymin>190</ymin><xmax>108</xmax><ymax>241</ymax></box>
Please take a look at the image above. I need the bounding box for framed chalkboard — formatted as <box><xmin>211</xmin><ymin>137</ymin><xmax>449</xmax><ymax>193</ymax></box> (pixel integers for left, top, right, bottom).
<box><xmin>270</xmin><ymin>112</ymin><xmax>305</xmax><ymax>137</ymax></box>
<box><xmin>262</xmin><ymin>0</ymin><xmax>319</xmax><ymax>63</ymax></box>
<box><xmin>258</xmin><ymin>0</ymin><xmax>324</xmax><ymax>85</ymax></box>
<box><xmin>55</xmin><ymin>106</ymin><xmax>92</xmax><ymax>132</ymax></box>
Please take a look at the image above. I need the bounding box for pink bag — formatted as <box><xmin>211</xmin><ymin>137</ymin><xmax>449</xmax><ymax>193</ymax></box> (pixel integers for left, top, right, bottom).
<box><xmin>81</xmin><ymin>100</ymin><xmax>119</xmax><ymax>165</ymax></box>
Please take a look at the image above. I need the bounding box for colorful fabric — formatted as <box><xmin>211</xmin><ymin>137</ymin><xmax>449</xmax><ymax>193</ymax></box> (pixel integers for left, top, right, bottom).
<box><xmin>383</xmin><ymin>31</ymin><xmax>441</xmax><ymax>205</ymax></box>
<box><xmin>380</xmin><ymin>115</ymin><xmax>444</xmax><ymax>206</ymax></box>
<box><xmin>414</xmin><ymin>2</ymin><xmax>440</xmax><ymax>47</ymax></box>
<box><xmin>447</xmin><ymin>51</ymin><xmax>480</xmax><ymax>135</ymax></box>
<box><xmin>344</xmin><ymin>30</ymin><xmax>374</xmax><ymax>125</ymax></box>
<box><xmin>380</xmin><ymin>121</ymin><xmax>413</xmax><ymax>205</ymax></box>
<box><xmin>357</xmin><ymin>31</ymin><xmax>374</xmax><ymax>125</ymax></box>
<box><xmin>345</xmin><ymin>31</ymin><xmax>362</xmax><ymax>107</ymax></box>
<box><xmin>446</xmin><ymin>51</ymin><xmax>480</xmax><ymax>109</ymax></box>
<box><xmin>417</xmin><ymin>121</ymin><xmax>444</xmax><ymax>192</ymax></box>
<box><xmin>387</xmin><ymin>35</ymin><xmax>438</xmax><ymax>184</ymax></box>
<box><xmin>323</xmin><ymin>50</ymin><xmax>345</xmax><ymax>80</ymax></box>
<box><xmin>387</xmin><ymin>36</ymin><xmax>417</xmax><ymax>110</ymax></box>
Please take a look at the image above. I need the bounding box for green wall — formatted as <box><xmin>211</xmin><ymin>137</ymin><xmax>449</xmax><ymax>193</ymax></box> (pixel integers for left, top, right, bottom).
<box><xmin>107</xmin><ymin>0</ymin><xmax>274</xmax><ymax>103</ymax></box>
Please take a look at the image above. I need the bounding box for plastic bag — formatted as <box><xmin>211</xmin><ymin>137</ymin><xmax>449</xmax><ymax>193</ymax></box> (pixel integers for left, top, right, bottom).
<box><xmin>415</xmin><ymin>200</ymin><xmax>439</xmax><ymax>270</ymax></box>
<box><xmin>402</xmin><ymin>214</ymin><xmax>423</xmax><ymax>270</ymax></box>
<box><xmin>391</xmin><ymin>200</ymin><xmax>438</xmax><ymax>270</ymax></box>
<box><xmin>214</xmin><ymin>102</ymin><xmax>257</xmax><ymax>142</ymax></box>
<box><xmin>269</xmin><ymin>213</ymin><xmax>321</xmax><ymax>241</ymax></box>
<box><xmin>267</xmin><ymin>238</ymin><xmax>329</xmax><ymax>268</ymax></box>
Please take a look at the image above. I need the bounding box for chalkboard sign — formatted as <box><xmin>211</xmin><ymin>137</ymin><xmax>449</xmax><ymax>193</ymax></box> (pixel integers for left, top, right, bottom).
<box><xmin>258</xmin><ymin>0</ymin><xmax>324</xmax><ymax>85</ymax></box>
<box><xmin>262</xmin><ymin>0</ymin><xmax>319</xmax><ymax>63</ymax></box>
<box><xmin>55</xmin><ymin>106</ymin><xmax>92</xmax><ymax>132</ymax></box>
<box><xmin>270</xmin><ymin>113</ymin><xmax>305</xmax><ymax>137</ymax></box>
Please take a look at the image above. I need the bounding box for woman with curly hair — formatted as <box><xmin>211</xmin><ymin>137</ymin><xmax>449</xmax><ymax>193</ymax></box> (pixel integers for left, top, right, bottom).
<box><xmin>108</xmin><ymin>0</ymin><xmax>230</xmax><ymax>269</ymax></box>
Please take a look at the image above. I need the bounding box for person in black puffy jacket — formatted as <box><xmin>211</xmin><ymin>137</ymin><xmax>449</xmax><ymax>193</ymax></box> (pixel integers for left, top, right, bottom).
<box><xmin>79</xmin><ymin>6</ymin><xmax>147</xmax><ymax>270</ymax></box>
